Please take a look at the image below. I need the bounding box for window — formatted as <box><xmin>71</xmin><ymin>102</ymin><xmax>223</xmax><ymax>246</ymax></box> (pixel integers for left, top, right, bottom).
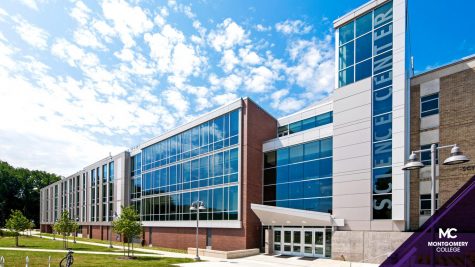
<box><xmin>421</xmin><ymin>93</ymin><xmax>439</xmax><ymax>117</ymax></box>
<box><xmin>339</xmin><ymin>66</ymin><xmax>354</xmax><ymax>87</ymax></box>
<box><xmin>277</xmin><ymin>112</ymin><xmax>333</xmax><ymax>137</ymax></box>
<box><xmin>339</xmin><ymin>41</ymin><xmax>354</xmax><ymax>70</ymax></box>
<box><xmin>339</xmin><ymin>21</ymin><xmax>354</xmax><ymax>45</ymax></box>
<box><xmin>337</xmin><ymin>1</ymin><xmax>392</xmax><ymax>88</ymax></box>
<box><xmin>263</xmin><ymin>138</ymin><xmax>333</xmax><ymax>213</ymax></box>
<box><xmin>420</xmin><ymin>144</ymin><xmax>439</xmax><ymax>165</ymax></box>
<box><xmin>420</xmin><ymin>194</ymin><xmax>438</xmax><ymax>215</ymax></box>
<box><xmin>355</xmin><ymin>12</ymin><xmax>372</xmax><ymax>37</ymax></box>
<box><xmin>278</xmin><ymin>125</ymin><xmax>289</xmax><ymax>137</ymax></box>
<box><xmin>355</xmin><ymin>33</ymin><xmax>372</xmax><ymax>63</ymax></box>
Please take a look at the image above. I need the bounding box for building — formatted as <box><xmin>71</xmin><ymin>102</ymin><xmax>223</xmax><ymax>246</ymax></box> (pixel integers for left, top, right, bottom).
<box><xmin>409</xmin><ymin>55</ymin><xmax>475</xmax><ymax>229</ymax></box>
<box><xmin>39</xmin><ymin>0</ymin><xmax>475</xmax><ymax>263</ymax></box>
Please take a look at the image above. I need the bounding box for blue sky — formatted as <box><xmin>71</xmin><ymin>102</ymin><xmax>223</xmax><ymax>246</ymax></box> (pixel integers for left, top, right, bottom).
<box><xmin>0</xmin><ymin>0</ymin><xmax>473</xmax><ymax>175</ymax></box>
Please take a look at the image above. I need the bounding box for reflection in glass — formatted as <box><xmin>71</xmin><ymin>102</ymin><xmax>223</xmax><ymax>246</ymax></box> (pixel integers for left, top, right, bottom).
<box><xmin>339</xmin><ymin>41</ymin><xmax>354</xmax><ymax>70</ymax></box>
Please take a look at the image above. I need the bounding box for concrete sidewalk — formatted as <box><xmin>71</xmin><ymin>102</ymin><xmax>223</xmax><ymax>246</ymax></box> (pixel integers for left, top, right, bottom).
<box><xmin>177</xmin><ymin>254</ymin><xmax>380</xmax><ymax>267</ymax></box>
<box><xmin>31</xmin><ymin>233</ymin><xmax>220</xmax><ymax>261</ymax></box>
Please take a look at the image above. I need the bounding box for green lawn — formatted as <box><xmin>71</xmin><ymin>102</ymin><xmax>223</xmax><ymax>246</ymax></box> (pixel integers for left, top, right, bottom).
<box><xmin>0</xmin><ymin>236</ymin><xmax>118</xmax><ymax>252</ymax></box>
<box><xmin>37</xmin><ymin>233</ymin><xmax>187</xmax><ymax>254</ymax></box>
<box><xmin>0</xmin><ymin>250</ymin><xmax>194</xmax><ymax>267</ymax></box>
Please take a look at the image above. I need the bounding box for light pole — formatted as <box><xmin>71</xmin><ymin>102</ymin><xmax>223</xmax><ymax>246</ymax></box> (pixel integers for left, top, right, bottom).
<box><xmin>402</xmin><ymin>144</ymin><xmax>469</xmax><ymax>216</ymax></box>
<box><xmin>109</xmin><ymin>212</ymin><xmax>118</xmax><ymax>248</ymax></box>
<box><xmin>74</xmin><ymin>217</ymin><xmax>79</xmax><ymax>243</ymax></box>
<box><xmin>190</xmin><ymin>201</ymin><xmax>205</xmax><ymax>261</ymax></box>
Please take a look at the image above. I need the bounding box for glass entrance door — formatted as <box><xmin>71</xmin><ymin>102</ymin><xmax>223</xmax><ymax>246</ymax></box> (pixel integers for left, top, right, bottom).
<box><xmin>303</xmin><ymin>230</ymin><xmax>313</xmax><ymax>256</ymax></box>
<box><xmin>273</xmin><ymin>227</ymin><xmax>330</xmax><ymax>258</ymax></box>
<box><xmin>314</xmin><ymin>229</ymin><xmax>325</xmax><ymax>257</ymax></box>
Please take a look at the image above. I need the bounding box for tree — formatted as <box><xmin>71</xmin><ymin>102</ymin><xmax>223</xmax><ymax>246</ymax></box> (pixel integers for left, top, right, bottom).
<box><xmin>28</xmin><ymin>220</ymin><xmax>35</xmax><ymax>236</ymax></box>
<box><xmin>54</xmin><ymin>211</ymin><xmax>75</xmax><ymax>249</ymax></box>
<box><xmin>5</xmin><ymin>210</ymin><xmax>30</xmax><ymax>247</ymax></box>
<box><xmin>112</xmin><ymin>206</ymin><xmax>142</xmax><ymax>258</ymax></box>
<box><xmin>0</xmin><ymin>161</ymin><xmax>61</xmax><ymax>226</ymax></box>
<box><xmin>71</xmin><ymin>220</ymin><xmax>79</xmax><ymax>243</ymax></box>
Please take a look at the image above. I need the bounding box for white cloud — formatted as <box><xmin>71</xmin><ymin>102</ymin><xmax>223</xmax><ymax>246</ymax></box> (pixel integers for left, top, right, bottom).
<box><xmin>222</xmin><ymin>74</ymin><xmax>242</xmax><ymax>92</ymax></box>
<box><xmin>13</xmin><ymin>17</ymin><xmax>49</xmax><ymax>49</ymax></box>
<box><xmin>208</xmin><ymin>18</ymin><xmax>247</xmax><ymax>52</ymax></box>
<box><xmin>0</xmin><ymin>8</ymin><xmax>8</xmax><ymax>21</ymax></box>
<box><xmin>51</xmin><ymin>38</ymin><xmax>99</xmax><ymax>68</ymax></box>
<box><xmin>286</xmin><ymin>35</ymin><xmax>334</xmax><ymax>99</ymax></box>
<box><xmin>245</xmin><ymin>66</ymin><xmax>276</xmax><ymax>93</ymax></box>
<box><xmin>70</xmin><ymin>1</ymin><xmax>91</xmax><ymax>25</ymax></box>
<box><xmin>239</xmin><ymin>48</ymin><xmax>261</xmax><ymax>65</ymax></box>
<box><xmin>220</xmin><ymin>49</ymin><xmax>239</xmax><ymax>73</ymax></box>
<box><xmin>101</xmin><ymin>0</ymin><xmax>153</xmax><ymax>47</ymax></box>
<box><xmin>18</xmin><ymin>0</ymin><xmax>40</xmax><ymax>10</ymax></box>
<box><xmin>144</xmin><ymin>24</ymin><xmax>202</xmax><ymax>86</ymax></box>
<box><xmin>275</xmin><ymin>19</ymin><xmax>313</xmax><ymax>35</ymax></box>
<box><xmin>270</xmin><ymin>89</ymin><xmax>305</xmax><ymax>113</ymax></box>
<box><xmin>73</xmin><ymin>28</ymin><xmax>105</xmax><ymax>49</ymax></box>
<box><xmin>255</xmin><ymin>24</ymin><xmax>271</xmax><ymax>32</ymax></box>
<box><xmin>213</xmin><ymin>92</ymin><xmax>238</xmax><ymax>106</ymax></box>
<box><xmin>163</xmin><ymin>89</ymin><xmax>189</xmax><ymax>115</ymax></box>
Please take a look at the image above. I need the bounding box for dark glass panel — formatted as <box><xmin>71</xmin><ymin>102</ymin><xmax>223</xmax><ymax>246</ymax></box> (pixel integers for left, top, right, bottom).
<box><xmin>264</xmin><ymin>151</ymin><xmax>276</xmax><ymax>168</ymax></box>
<box><xmin>355</xmin><ymin>12</ymin><xmax>372</xmax><ymax>37</ymax></box>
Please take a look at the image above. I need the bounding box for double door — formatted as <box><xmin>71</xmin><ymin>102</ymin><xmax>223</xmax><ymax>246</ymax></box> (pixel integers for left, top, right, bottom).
<box><xmin>274</xmin><ymin>228</ymin><xmax>326</xmax><ymax>257</ymax></box>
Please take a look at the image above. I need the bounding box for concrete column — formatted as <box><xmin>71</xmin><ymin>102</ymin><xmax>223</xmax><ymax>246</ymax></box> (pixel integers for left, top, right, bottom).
<box><xmin>264</xmin><ymin>228</ymin><xmax>274</xmax><ymax>255</ymax></box>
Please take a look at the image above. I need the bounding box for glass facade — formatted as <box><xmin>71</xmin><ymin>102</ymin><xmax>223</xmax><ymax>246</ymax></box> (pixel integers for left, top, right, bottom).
<box><xmin>263</xmin><ymin>138</ymin><xmax>333</xmax><ymax>213</ymax></box>
<box><xmin>132</xmin><ymin>109</ymin><xmax>240</xmax><ymax>222</ymax></box>
<box><xmin>338</xmin><ymin>1</ymin><xmax>394</xmax><ymax>219</ymax></box>
<box><xmin>338</xmin><ymin>2</ymin><xmax>393</xmax><ymax>88</ymax></box>
<box><xmin>277</xmin><ymin>111</ymin><xmax>333</xmax><ymax>137</ymax></box>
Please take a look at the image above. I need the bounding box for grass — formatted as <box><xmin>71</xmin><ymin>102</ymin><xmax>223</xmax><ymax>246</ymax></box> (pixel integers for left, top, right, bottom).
<box><xmin>37</xmin><ymin>232</ymin><xmax>187</xmax><ymax>254</ymax></box>
<box><xmin>0</xmin><ymin>250</ymin><xmax>194</xmax><ymax>267</ymax></box>
<box><xmin>0</xmin><ymin>236</ymin><xmax>119</xmax><ymax>252</ymax></box>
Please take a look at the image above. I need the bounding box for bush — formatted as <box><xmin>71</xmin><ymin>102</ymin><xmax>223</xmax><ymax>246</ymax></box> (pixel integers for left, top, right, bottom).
<box><xmin>0</xmin><ymin>229</ymin><xmax>17</xmax><ymax>237</ymax></box>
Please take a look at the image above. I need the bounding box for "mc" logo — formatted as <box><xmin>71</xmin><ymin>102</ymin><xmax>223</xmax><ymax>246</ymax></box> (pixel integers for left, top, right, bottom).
<box><xmin>439</xmin><ymin>228</ymin><xmax>457</xmax><ymax>239</ymax></box>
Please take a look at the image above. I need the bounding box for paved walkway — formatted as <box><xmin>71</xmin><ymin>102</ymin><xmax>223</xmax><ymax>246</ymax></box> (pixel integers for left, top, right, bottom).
<box><xmin>30</xmin><ymin>233</ymin><xmax>379</xmax><ymax>266</ymax></box>
<box><xmin>31</xmin><ymin>233</ymin><xmax>220</xmax><ymax>262</ymax></box>
<box><xmin>177</xmin><ymin>254</ymin><xmax>379</xmax><ymax>267</ymax></box>
<box><xmin>0</xmin><ymin>247</ymin><xmax>163</xmax><ymax>257</ymax></box>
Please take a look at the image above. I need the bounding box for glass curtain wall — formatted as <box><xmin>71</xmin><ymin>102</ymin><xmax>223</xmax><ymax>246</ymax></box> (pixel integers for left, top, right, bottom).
<box><xmin>263</xmin><ymin>138</ymin><xmax>333</xmax><ymax>213</ymax></box>
<box><xmin>136</xmin><ymin>109</ymin><xmax>240</xmax><ymax>222</ymax></box>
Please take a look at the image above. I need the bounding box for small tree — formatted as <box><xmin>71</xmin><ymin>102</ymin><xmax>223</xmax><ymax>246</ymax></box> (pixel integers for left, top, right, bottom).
<box><xmin>112</xmin><ymin>206</ymin><xmax>142</xmax><ymax>258</ymax></box>
<box><xmin>29</xmin><ymin>220</ymin><xmax>35</xmax><ymax>236</ymax></box>
<box><xmin>54</xmin><ymin>211</ymin><xmax>74</xmax><ymax>249</ymax></box>
<box><xmin>5</xmin><ymin>210</ymin><xmax>30</xmax><ymax>247</ymax></box>
<box><xmin>71</xmin><ymin>220</ymin><xmax>79</xmax><ymax>243</ymax></box>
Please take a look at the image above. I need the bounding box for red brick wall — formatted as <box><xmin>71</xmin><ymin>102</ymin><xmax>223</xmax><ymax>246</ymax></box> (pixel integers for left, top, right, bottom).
<box><xmin>91</xmin><ymin>225</ymin><xmax>101</xmax><ymax>239</ymax></box>
<box><xmin>241</xmin><ymin>99</ymin><xmax>277</xmax><ymax>249</ymax></box>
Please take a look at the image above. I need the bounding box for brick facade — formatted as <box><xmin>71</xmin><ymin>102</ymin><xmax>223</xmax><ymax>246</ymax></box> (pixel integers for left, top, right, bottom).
<box><xmin>409</xmin><ymin>65</ymin><xmax>475</xmax><ymax>230</ymax></box>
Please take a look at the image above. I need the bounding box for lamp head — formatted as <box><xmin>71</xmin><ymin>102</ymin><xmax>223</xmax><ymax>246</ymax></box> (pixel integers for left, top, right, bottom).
<box><xmin>402</xmin><ymin>152</ymin><xmax>425</xmax><ymax>170</ymax></box>
<box><xmin>443</xmin><ymin>145</ymin><xmax>470</xmax><ymax>165</ymax></box>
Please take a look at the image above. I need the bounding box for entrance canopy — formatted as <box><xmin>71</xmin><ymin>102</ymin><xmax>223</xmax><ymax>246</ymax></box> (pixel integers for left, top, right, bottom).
<box><xmin>251</xmin><ymin>203</ymin><xmax>344</xmax><ymax>227</ymax></box>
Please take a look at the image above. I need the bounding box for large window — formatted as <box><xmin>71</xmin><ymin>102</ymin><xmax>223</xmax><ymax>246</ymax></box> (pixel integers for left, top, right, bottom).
<box><xmin>137</xmin><ymin>109</ymin><xmax>240</xmax><ymax>222</ymax></box>
<box><xmin>420</xmin><ymin>93</ymin><xmax>439</xmax><ymax>117</ymax></box>
<box><xmin>277</xmin><ymin>112</ymin><xmax>333</xmax><ymax>137</ymax></box>
<box><xmin>338</xmin><ymin>2</ymin><xmax>393</xmax><ymax>87</ymax></box>
<box><xmin>263</xmin><ymin>138</ymin><xmax>333</xmax><ymax>213</ymax></box>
